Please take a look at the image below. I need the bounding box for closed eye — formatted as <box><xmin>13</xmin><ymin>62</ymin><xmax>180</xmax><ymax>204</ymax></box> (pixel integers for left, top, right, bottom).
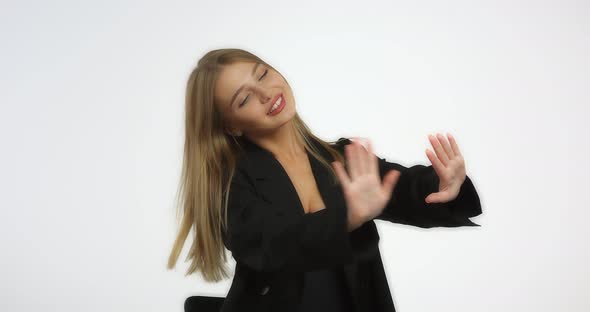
<box><xmin>239</xmin><ymin>69</ymin><xmax>268</xmax><ymax>107</ymax></box>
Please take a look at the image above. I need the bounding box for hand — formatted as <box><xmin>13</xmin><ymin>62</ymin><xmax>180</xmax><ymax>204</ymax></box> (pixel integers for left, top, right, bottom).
<box><xmin>331</xmin><ymin>138</ymin><xmax>401</xmax><ymax>231</ymax></box>
<box><xmin>424</xmin><ymin>133</ymin><xmax>467</xmax><ymax>204</ymax></box>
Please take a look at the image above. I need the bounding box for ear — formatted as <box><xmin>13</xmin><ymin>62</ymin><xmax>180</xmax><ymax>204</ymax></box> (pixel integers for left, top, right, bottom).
<box><xmin>224</xmin><ymin>127</ymin><xmax>242</xmax><ymax>136</ymax></box>
<box><xmin>224</xmin><ymin>125</ymin><xmax>236</xmax><ymax>135</ymax></box>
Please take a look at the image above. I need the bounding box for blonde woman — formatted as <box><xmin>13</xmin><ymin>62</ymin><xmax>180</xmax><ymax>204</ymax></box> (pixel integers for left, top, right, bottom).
<box><xmin>168</xmin><ymin>48</ymin><xmax>482</xmax><ymax>312</ymax></box>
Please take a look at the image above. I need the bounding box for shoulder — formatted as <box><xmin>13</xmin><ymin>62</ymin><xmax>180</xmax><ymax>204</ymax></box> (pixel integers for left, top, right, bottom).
<box><xmin>331</xmin><ymin>137</ymin><xmax>368</xmax><ymax>152</ymax></box>
<box><xmin>331</xmin><ymin>137</ymin><xmax>352</xmax><ymax>149</ymax></box>
<box><xmin>334</xmin><ymin>137</ymin><xmax>353</xmax><ymax>146</ymax></box>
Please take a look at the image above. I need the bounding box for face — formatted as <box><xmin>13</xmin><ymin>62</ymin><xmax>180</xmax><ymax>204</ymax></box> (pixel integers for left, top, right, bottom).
<box><xmin>214</xmin><ymin>61</ymin><xmax>296</xmax><ymax>137</ymax></box>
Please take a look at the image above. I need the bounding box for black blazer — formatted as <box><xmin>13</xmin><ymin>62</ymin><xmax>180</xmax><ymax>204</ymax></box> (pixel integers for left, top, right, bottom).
<box><xmin>219</xmin><ymin>136</ymin><xmax>482</xmax><ymax>312</ymax></box>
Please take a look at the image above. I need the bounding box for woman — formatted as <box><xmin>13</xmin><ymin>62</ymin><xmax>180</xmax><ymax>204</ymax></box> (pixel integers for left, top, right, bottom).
<box><xmin>168</xmin><ymin>48</ymin><xmax>482</xmax><ymax>312</ymax></box>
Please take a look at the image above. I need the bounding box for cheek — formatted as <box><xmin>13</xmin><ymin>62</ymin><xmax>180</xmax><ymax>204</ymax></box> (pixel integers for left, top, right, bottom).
<box><xmin>240</xmin><ymin>103</ymin><xmax>266</xmax><ymax>118</ymax></box>
<box><xmin>269</xmin><ymin>71</ymin><xmax>285</xmax><ymax>83</ymax></box>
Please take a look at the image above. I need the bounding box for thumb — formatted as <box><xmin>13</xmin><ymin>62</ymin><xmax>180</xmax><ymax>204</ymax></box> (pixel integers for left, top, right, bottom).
<box><xmin>381</xmin><ymin>170</ymin><xmax>401</xmax><ymax>199</ymax></box>
<box><xmin>332</xmin><ymin>161</ymin><xmax>350</xmax><ymax>187</ymax></box>
<box><xmin>425</xmin><ymin>191</ymin><xmax>447</xmax><ymax>204</ymax></box>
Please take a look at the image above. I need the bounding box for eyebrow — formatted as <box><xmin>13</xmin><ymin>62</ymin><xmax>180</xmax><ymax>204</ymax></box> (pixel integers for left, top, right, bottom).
<box><xmin>230</xmin><ymin>62</ymin><xmax>261</xmax><ymax>109</ymax></box>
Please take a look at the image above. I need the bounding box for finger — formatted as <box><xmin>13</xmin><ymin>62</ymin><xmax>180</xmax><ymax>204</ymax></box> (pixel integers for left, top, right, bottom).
<box><xmin>348</xmin><ymin>142</ymin><xmax>361</xmax><ymax>179</ymax></box>
<box><xmin>356</xmin><ymin>139</ymin><xmax>368</xmax><ymax>174</ymax></box>
<box><xmin>332</xmin><ymin>161</ymin><xmax>351</xmax><ymax>188</ymax></box>
<box><xmin>447</xmin><ymin>133</ymin><xmax>462</xmax><ymax>158</ymax></box>
<box><xmin>425</xmin><ymin>148</ymin><xmax>445</xmax><ymax>178</ymax></box>
<box><xmin>345</xmin><ymin>144</ymin><xmax>356</xmax><ymax>180</ymax></box>
<box><xmin>366</xmin><ymin>139</ymin><xmax>378</xmax><ymax>177</ymax></box>
<box><xmin>436</xmin><ymin>133</ymin><xmax>455</xmax><ymax>159</ymax></box>
<box><xmin>428</xmin><ymin>134</ymin><xmax>449</xmax><ymax>166</ymax></box>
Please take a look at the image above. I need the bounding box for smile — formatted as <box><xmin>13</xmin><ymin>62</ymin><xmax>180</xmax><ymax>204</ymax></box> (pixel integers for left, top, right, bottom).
<box><xmin>268</xmin><ymin>94</ymin><xmax>286</xmax><ymax>115</ymax></box>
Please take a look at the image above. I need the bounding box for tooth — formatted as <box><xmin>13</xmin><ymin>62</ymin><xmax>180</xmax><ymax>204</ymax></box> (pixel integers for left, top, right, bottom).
<box><xmin>269</xmin><ymin>96</ymin><xmax>283</xmax><ymax>114</ymax></box>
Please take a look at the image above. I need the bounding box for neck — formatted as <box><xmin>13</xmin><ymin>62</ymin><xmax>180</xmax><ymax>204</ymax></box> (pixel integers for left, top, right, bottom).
<box><xmin>245</xmin><ymin>121</ymin><xmax>306</xmax><ymax>162</ymax></box>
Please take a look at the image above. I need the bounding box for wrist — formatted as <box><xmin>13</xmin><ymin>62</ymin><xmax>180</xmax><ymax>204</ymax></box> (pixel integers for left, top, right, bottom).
<box><xmin>347</xmin><ymin>210</ymin><xmax>366</xmax><ymax>232</ymax></box>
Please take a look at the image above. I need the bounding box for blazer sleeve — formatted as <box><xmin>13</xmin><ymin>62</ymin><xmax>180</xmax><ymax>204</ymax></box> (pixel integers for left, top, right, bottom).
<box><xmin>334</xmin><ymin>137</ymin><xmax>482</xmax><ymax>228</ymax></box>
<box><xmin>222</xmin><ymin>167</ymin><xmax>354</xmax><ymax>274</ymax></box>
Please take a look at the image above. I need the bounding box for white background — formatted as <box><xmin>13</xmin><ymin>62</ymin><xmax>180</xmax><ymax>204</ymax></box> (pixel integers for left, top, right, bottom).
<box><xmin>1</xmin><ymin>0</ymin><xmax>588</xmax><ymax>311</ymax></box>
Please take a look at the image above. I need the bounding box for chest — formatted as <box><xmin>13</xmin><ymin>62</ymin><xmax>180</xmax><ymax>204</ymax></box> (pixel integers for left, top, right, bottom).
<box><xmin>279</xmin><ymin>157</ymin><xmax>326</xmax><ymax>214</ymax></box>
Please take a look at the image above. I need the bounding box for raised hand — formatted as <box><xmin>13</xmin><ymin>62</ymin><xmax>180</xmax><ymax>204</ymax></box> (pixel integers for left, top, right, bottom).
<box><xmin>331</xmin><ymin>138</ymin><xmax>401</xmax><ymax>231</ymax></box>
<box><xmin>424</xmin><ymin>133</ymin><xmax>467</xmax><ymax>204</ymax></box>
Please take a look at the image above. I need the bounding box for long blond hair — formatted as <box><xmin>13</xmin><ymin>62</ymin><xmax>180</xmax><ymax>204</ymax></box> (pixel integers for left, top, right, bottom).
<box><xmin>167</xmin><ymin>48</ymin><xmax>348</xmax><ymax>282</ymax></box>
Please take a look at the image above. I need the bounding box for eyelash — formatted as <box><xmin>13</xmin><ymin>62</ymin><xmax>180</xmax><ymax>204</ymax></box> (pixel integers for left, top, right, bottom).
<box><xmin>239</xmin><ymin>69</ymin><xmax>268</xmax><ymax>107</ymax></box>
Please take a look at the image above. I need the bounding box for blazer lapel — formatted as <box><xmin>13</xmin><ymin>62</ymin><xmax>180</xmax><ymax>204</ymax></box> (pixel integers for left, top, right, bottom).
<box><xmin>238</xmin><ymin>136</ymin><xmax>345</xmax><ymax>218</ymax></box>
<box><xmin>237</xmin><ymin>136</ymin><xmax>361</xmax><ymax>306</ymax></box>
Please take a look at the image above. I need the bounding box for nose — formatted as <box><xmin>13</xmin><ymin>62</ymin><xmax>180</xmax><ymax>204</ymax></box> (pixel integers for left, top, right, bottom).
<box><xmin>258</xmin><ymin>88</ymin><xmax>273</xmax><ymax>103</ymax></box>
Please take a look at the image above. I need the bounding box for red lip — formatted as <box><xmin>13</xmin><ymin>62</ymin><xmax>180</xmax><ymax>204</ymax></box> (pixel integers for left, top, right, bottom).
<box><xmin>268</xmin><ymin>93</ymin><xmax>284</xmax><ymax>114</ymax></box>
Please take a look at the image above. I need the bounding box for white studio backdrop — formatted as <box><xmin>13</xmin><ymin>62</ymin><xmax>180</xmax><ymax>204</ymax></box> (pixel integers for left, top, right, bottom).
<box><xmin>1</xmin><ymin>0</ymin><xmax>588</xmax><ymax>311</ymax></box>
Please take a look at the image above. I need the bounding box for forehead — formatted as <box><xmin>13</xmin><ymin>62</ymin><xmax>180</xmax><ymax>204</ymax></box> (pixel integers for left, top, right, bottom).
<box><xmin>215</xmin><ymin>61</ymin><xmax>257</xmax><ymax>106</ymax></box>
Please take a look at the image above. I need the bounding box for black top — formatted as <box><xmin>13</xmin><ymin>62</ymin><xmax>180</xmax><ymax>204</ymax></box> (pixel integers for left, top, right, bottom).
<box><xmin>297</xmin><ymin>267</ymin><xmax>356</xmax><ymax>312</ymax></box>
